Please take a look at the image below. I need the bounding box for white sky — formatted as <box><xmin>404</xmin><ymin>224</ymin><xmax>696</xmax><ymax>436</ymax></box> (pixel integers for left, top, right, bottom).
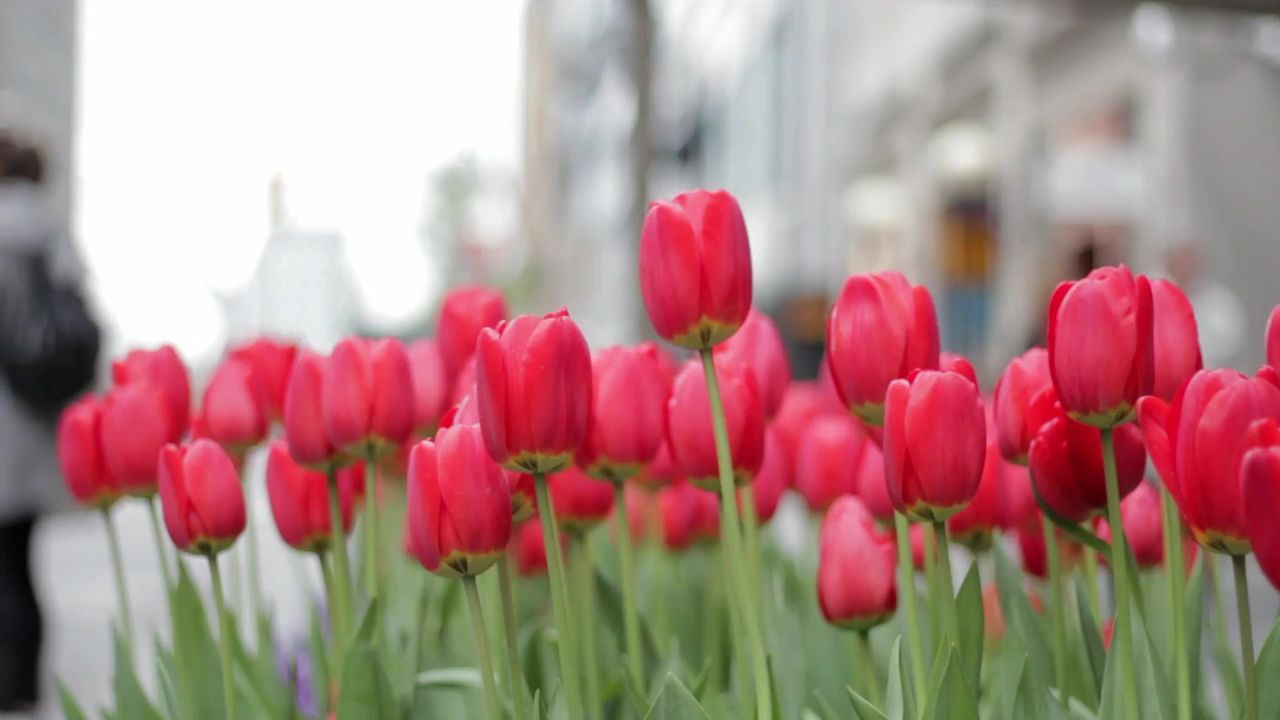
<box><xmin>76</xmin><ymin>1</ymin><xmax>524</xmax><ymax>360</ymax></box>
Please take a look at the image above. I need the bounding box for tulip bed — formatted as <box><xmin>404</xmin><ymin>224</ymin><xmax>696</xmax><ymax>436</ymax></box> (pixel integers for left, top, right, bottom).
<box><xmin>55</xmin><ymin>189</ymin><xmax>1280</xmax><ymax>719</ymax></box>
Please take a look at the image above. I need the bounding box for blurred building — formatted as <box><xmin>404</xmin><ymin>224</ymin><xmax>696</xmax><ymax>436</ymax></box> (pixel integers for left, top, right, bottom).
<box><xmin>529</xmin><ymin>0</ymin><xmax>1280</xmax><ymax>378</ymax></box>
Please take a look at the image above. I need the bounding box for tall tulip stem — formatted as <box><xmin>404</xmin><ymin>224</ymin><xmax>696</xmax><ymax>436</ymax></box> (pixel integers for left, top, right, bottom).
<box><xmin>741</xmin><ymin>484</ymin><xmax>763</xmax><ymax>592</ymax></box>
<box><xmin>208</xmin><ymin>554</ymin><xmax>236</xmax><ymax>719</ymax></box>
<box><xmin>1100</xmin><ymin>427</ymin><xmax>1138</xmax><ymax>720</ymax></box>
<box><xmin>146</xmin><ymin>498</ymin><xmax>175</xmax><ymax>590</ymax></box>
<box><xmin>929</xmin><ymin>520</ymin><xmax>960</xmax><ymax>647</ymax></box>
<box><xmin>613</xmin><ymin>482</ymin><xmax>645</xmax><ymax>692</ymax></box>
<box><xmin>325</xmin><ymin>469</ymin><xmax>353</xmax><ymax>664</ymax></box>
<box><xmin>463</xmin><ymin>575</ymin><xmax>503</xmax><ymax>720</ymax></box>
<box><xmin>1232</xmin><ymin>555</ymin><xmax>1257</xmax><ymax>720</ymax></box>
<box><xmin>1081</xmin><ymin>548</ymin><xmax>1102</xmax><ymax>620</ymax></box>
<box><xmin>533</xmin><ymin>473</ymin><xmax>585</xmax><ymax>720</ymax></box>
<box><xmin>316</xmin><ymin>549</ymin><xmax>340</xmax><ymax>688</ymax></box>
<box><xmin>1161</xmin><ymin>487</ymin><xmax>1191</xmax><ymax>720</ymax></box>
<box><xmin>1043</xmin><ymin>518</ymin><xmax>1069</xmax><ymax>707</ymax></box>
<box><xmin>893</xmin><ymin>512</ymin><xmax>928</xmax><ymax>704</ymax></box>
<box><xmin>574</xmin><ymin>536</ymin><xmax>602</xmax><ymax>715</ymax></box>
<box><xmin>362</xmin><ymin>460</ymin><xmax>380</xmax><ymax>645</ymax></box>
<box><xmin>496</xmin><ymin>556</ymin><xmax>527</xmax><ymax>720</ymax></box>
<box><xmin>700</xmin><ymin>348</ymin><xmax>772</xmax><ymax>720</ymax></box>
<box><xmin>102</xmin><ymin>507</ymin><xmax>135</xmax><ymax>644</ymax></box>
<box><xmin>855</xmin><ymin>629</ymin><xmax>882</xmax><ymax>707</ymax></box>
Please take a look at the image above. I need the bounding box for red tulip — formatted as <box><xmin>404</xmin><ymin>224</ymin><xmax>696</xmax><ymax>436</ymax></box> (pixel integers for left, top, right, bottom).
<box><xmin>1016</xmin><ymin>514</ymin><xmax>1048</xmax><ymax>578</ymax></box>
<box><xmin>476</xmin><ymin>309</ymin><xmax>592</xmax><ymax>473</ymax></box>
<box><xmin>772</xmin><ymin>382</ymin><xmax>841</xmax><ymax>478</ymax></box>
<box><xmin>948</xmin><ymin>422</ymin><xmax>1007</xmax><ymax>545</ymax></box>
<box><xmin>853</xmin><ymin>440</ymin><xmax>894</xmax><ymax>523</ymax></box>
<box><xmin>228</xmin><ymin>337</ymin><xmax>297</xmax><ymax>421</ymax></box>
<box><xmin>638</xmin><ymin>188</ymin><xmax>753</xmax><ymax>350</ymax></box>
<box><xmin>514</xmin><ymin>519</ymin><xmax>551</xmax><ymax>578</ymax></box>
<box><xmin>510</xmin><ymin>472</ymin><xmax>536</xmax><ymax>523</ymax></box>
<box><xmin>999</xmin><ymin>463</ymin><xmax>1038</xmax><ymax>531</ymax></box>
<box><xmin>200</xmin><ymin>358</ymin><xmax>270</xmax><ymax>457</ymax></box>
<box><xmin>795</xmin><ymin>414</ymin><xmax>866</xmax><ymax>513</ymax></box>
<box><xmin>940</xmin><ymin>352</ymin><xmax>978</xmax><ymax>389</ymax></box>
<box><xmin>1242</xmin><ymin>418</ymin><xmax>1280</xmax><ymax>589</ymax></box>
<box><xmin>883</xmin><ymin>370</ymin><xmax>986</xmax><ymax>521</ymax></box>
<box><xmin>112</xmin><ymin>345</ymin><xmax>191</xmax><ymax>442</ymax></box>
<box><xmin>1267</xmin><ymin>305</ymin><xmax>1280</xmax><ymax>372</ymax></box>
<box><xmin>407</xmin><ymin>339</ymin><xmax>449</xmax><ymax>438</ymax></box>
<box><xmin>667</xmin><ymin>356</ymin><xmax>764</xmax><ymax>490</ymax></box>
<box><xmin>1095</xmin><ymin>482</ymin><xmax>1164</xmax><ymax>568</ymax></box>
<box><xmin>324</xmin><ymin>337</ymin><xmax>415</xmax><ymax>459</ymax></box>
<box><xmin>659</xmin><ymin>479</ymin><xmax>719</xmax><ymax>551</ymax></box>
<box><xmin>632</xmin><ymin>441</ymin><xmax>679</xmax><ymax>490</ymax></box>
<box><xmin>578</xmin><ymin>344</ymin><xmax>670</xmax><ymax>481</ymax></box>
<box><xmin>690</xmin><ymin>484</ymin><xmax>721</xmax><ymax>543</ymax></box>
<box><xmin>1028</xmin><ymin>391</ymin><xmax>1146</xmax><ymax>523</ymax></box>
<box><xmin>548</xmin><ymin>466</ymin><xmax>615</xmax><ymax>535</ymax></box>
<box><xmin>826</xmin><ymin>271</ymin><xmax>940</xmax><ymax>426</ymax></box>
<box><xmin>437</xmin><ymin>285</ymin><xmax>507</xmax><ymax>385</ymax></box>
<box><xmin>909</xmin><ymin>524</ymin><xmax>928</xmax><ymax>572</ymax></box>
<box><xmin>265</xmin><ymin>441</ymin><xmax>364</xmax><ymax>552</ymax></box>
<box><xmin>1138</xmin><ymin>368</ymin><xmax>1280</xmax><ymax>554</ymax></box>
<box><xmin>817</xmin><ymin>496</ymin><xmax>896</xmax><ymax>630</ymax></box>
<box><xmin>406</xmin><ymin>424</ymin><xmax>512</xmax><ymax>577</ymax></box>
<box><xmin>157</xmin><ymin>440</ymin><xmax>246</xmax><ymax>554</ymax></box>
<box><xmin>1149</xmin><ymin>279</ymin><xmax>1201</xmax><ymax>402</ymax></box>
<box><xmin>100</xmin><ymin>382</ymin><xmax>173</xmax><ymax>496</ymax></box>
<box><xmin>993</xmin><ymin>348</ymin><xmax>1052</xmax><ymax>464</ymax></box>
<box><xmin>744</xmin><ymin>428</ymin><xmax>787</xmax><ymax>524</ymax></box>
<box><xmin>715</xmin><ymin>308</ymin><xmax>790</xmax><ymax>418</ymax></box>
<box><xmin>283</xmin><ymin>351</ymin><xmax>344</xmax><ymax>470</ymax></box>
<box><xmin>450</xmin><ymin>356</ymin><xmax>478</xmax><ymax>407</ymax></box>
<box><xmin>1047</xmin><ymin>265</ymin><xmax>1153</xmax><ymax>427</ymax></box>
<box><xmin>623</xmin><ymin>483</ymin><xmax>658</xmax><ymax>543</ymax></box>
<box><xmin>56</xmin><ymin>396</ymin><xmax>120</xmax><ymax>507</ymax></box>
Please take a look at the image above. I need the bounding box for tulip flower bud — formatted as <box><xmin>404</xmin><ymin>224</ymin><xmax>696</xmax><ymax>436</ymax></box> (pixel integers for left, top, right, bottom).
<box><xmin>743</xmin><ymin>428</ymin><xmax>787</xmax><ymax>524</ymax></box>
<box><xmin>1149</xmin><ymin>279</ymin><xmax>1201</xmax><ymax>401</ymax></box>
<box><xmin>265</xmin><ymin>441</ymin><xmax>364</xmax><ymax>553</ymax></box>
<box><xmin>659</xmin><ymin>479</ymin><xmax>719</xmax><ymax>551</ymax></box>
<box><xmin>578</xmin><ymin>344</ymin><xmax>670</xmax><ymax>482</ymax></box>
<box><xmin>1138</xmin><ymin>369</ymin><xmax>1280</xmax><ymax>554</ymax></box>
<box><xmin>283</xmin><ymin>351</ymin><xmax>345</xmax><ymax>470</ymax></box>
<box><xmin>1047</xmin><ymin>265</ymin><xmax>1153</xmax><ymax>427</ymax></box>
<box><xmin>228</xmin><ymin>337</ymin><xmax>297</xmax><ymax>421</ymax></box>
<box><xmin>1028</xmin><ymin>395</ymin><xmax>1146</xmax><ymax>523</ymax></box>
<box><xmin>993</xmin><ymin>348</ymin><xmax>1052</xmax><ymax>464</ymax></box>
<box><xmin>157</xmin><ymin>440</ymin><xmax>246</xmax><ymax>555</ymax></box>
<box><xmin>1000</xmin><ymin>464</ymin><xmax>1038</xmax><ymax>531</ymax></box>
<box><xmin>817</xmin><ymin>496</ymin><xmax>896</xmax><ymax>630</ymax></box>
<box><xmin>639</xmin><ymin>189</ymin><xmax>753</xmax><ymax>350</ymax></box>
<box><xmin>1095</xmin><ymin>482</ymin><xmax>1164</xmax><ymax>569</ymax></box>
<box><xmin>112</xmin><ymin>345</ymin><xmax>191</xmax><ymax>442</ymax></box>
<box><xmin>56</xmin><ymin>396</ymin><xmax>120</xmax><ymax>507</ymax></box>
<box><xmin>772</xmin><ymin>382</ymin><xmax>841</xmax><ymax>482</ymax></box>
<box><xmin>548</xmin><ymin>466</ymin><xmax>615</xmax><ymax>535</ymax></box>
<box><xmin>827</xmin><ymin>271</ymin><xmax>940</xmax><ymax>426</ymax></box>
<box><xmin>883</xmin><ymin>370</ymin><xmax>986</xmax><ymax>521</ymax></box>
<box><xmin>715</xmin><ymin>308</ymin><xmax>790</xmax><ymax>418</ymax></box>
<box><xmin>201</xmin><ymin>358</ymin><xmax>270</xmax><ymax>458</ymax></box>
<box><xmin>1267</xmin><ymin>305</ymin><xmax>1280</xmax><ymax>372</ymax></box>
<box><xmin>437</xmin><ymin>285</ymin><xmax>507</xmax><ymax>386</ymax></box>
<box><xmin>908</xmin><ymin>523</ymin><xmax>928</xmax><ymax>572</ymax></box>
<box><xmin>100</xmin><ymin>382</ymin><xmax>173</xmax><ymax>496</ymax></box>
<box><xmin>407</xmin><ymin>339</ymin><xmax>449</xmax><ymax>439</ymax></box>
<box><xmin>476</xmin><ymin>309</ymin><xmax>593</xmax><ymax>474</ymax></box>
<box><xmin>514</xmin><ymin>519</ymin><xmax>551</xmax><ymax>578</ymax></box>
<box><xmin>853</xmin><ymin>440</ymin><xmax>894</xmax><ymax>523</ymax></box>
<box><xmin>1243</xmin><ymin>417</ymin><xmax>1280</xmax><ymax>589</ymax></box>
<box><xmin>632</xmin><ymin>441</ymin><xmax>678</xmax><ymax>490</ymax></box>
<box><xmin>324</xmin><ymin>337</ymin><xmax>415</xmax><ymax>460</ymax></box>
<box><xmin>948</xmin><ymin>422</ymin><xmax>1008</xmax><ymax>549</ymax></box>
<box><xmin>795</xmin><ymin>414</ymin><xmax>866</xmax><ymax>513</ymax></box>
<box><xmin>940</xmin><ymin>352</ymin><xmax>978</xmax><ymax>389</ymax></box>
<box><xmin>667</xmin><ymin>356</ymin><xmax>765</xmax><ymax>490</ymax></box>
<box><xmin>1016</xmin><ymin>515</ymin><xmax>1048</xmax><ymax>578</ymax></box>
<box><xmin>406</xmin><ymin>425</ymin><xmax>512</xmax><ymax>577</ymax></box>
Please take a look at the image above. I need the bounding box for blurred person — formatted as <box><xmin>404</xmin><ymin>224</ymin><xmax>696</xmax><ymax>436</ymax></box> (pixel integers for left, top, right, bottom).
<box><xmin>1166</xmin><ymin>242</ymin><xmax>1244</xmax><ymax>370</ymax></box>
<box><xmin>0</xmin><ymin>131</ymin><xmax>98</xmax><ymax>711</ymax></box>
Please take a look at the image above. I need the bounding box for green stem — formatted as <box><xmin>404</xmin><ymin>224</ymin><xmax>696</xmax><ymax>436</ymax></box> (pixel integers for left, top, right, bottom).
<box><xmin>1081</xmin><ymin>548</ymin><xmax>1102</xmax><ymax>621</ymax></box>
<box><xmin>574</xmin><ymin>537</ymin><xmax>602</xmax><ymax>716</ymax></box>
<box><xmin>102</xmin><ymin>507</ymin><xmax>135</xmax><ymax>644</ymax></box>
<box><xmin>1209</xmin><ymin>558</ymin><xmax>1241</xmax><ymax>720</ymax></box>
<box><xmin>1162</xmin><ymin>488</ymin><xmax>1191</xmax><ymax>720</ymax></box>
<box><xmin>741</xmin><ymin>484</ymin><xmax>763</xmax><ymax>594</ymax></box>
<box><xmin>894</xmin><ymin>512</ymin><xmax>928</xmax><ymax>707</ymax></box>
<box><xmin>325</xmin><ymin>469</ymin><xmax>353</xmax><ymax>665</ymax></box>
<box><xmin>463</xmin><ymin>575</ymin><xmax>503</xmax><ymax>720</ymax></box>
<box><xmin>317</xmin><ymin>550</ymin><xmax>339</xmax><ymax>690</ymax></box>
<box><xmin>497</xmin><ymin>556</ymin><xmax>527</xmax><ymax>720</ymax></box>
<box><xmin>614</xmin><ymin>483</ymin><xmax>645</xmax><ymax>692</ymax></box>
<box><xmin>534</xmin><ymin>474</ymin><xmax>585</xmax><ymax>720</ymax></box>
<box><xmin>700</xmin><ymin>349</ymin><xmax>772</xmax><ymax>720</ymax></box>
<box><xmin>1233</xmin><ymin>555</ymin><xmax>1257</xmax><ymax>720</ymax></box>
<box><xmin>1043</xmin><ymin>518</ymin><xmax>1069</xmax><ymax>707</ymax></box>
<box><xmin>146</xmin><ymin>498</ymin><xmax>175</xmax><ymax>590</ymax></box>
<box><xmin>1101</xmin><ymin>428</ymin><xmax>1138</xmax><ymax>720</ymax></box>
<box><xmin>208</xmin><ymin>554</ymin><xmax>236</xmax><ymax>719</ymax></box>
<box><xmin>855</xmin><ymin>630</ymin><xmax>882</xmax><ymax>707</ymax></box>
<box><xmin>363</xmin><ymin>460</ymin><xmax>380</xmax><ymax>644</ymax></box>
<box><xmin>923</xmin><ymin>524</ymin><xmax>941</xmax><ymax>635</ymax></box>
<box><xmin>930</xmin><ymin>521</ymin><xmax>960</xmax><ymax>647</ymax></box>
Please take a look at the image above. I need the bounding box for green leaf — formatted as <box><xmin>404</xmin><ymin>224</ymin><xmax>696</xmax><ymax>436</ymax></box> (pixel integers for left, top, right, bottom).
<box><xmin>337</xmin><ymin>641</ymin><xmax>397</xmax><ymax>719</ymax></box>
<box><xmin>415</xmin><ymin>667</ymin><xmax>483</xmax><ymax>688</ymax></box>
<box><xmin>1072</xmin><ymin>581</ymin><xmax>1105</xmax><ymax>705</ymax></box>
<box><xmin>56</xmin><ymin>681</ymin><xmax>89</xmax><ymax>720</ymax></box>
<box><xmin>153</xmin><ymin>647</ymin><xmax>182</xmax><ymax>720</ymax></box>
<box><xmin>1009</xmin><ymin>657</ymin><xmax>1050</xmax><ymax>720</ymax></box>
<box><xmin>169</xmin><ymin>563</ymin><xmax>224</xmax><ymax>720</ymax></box>
<box><xmin>955</xmin><ymin>561</ymin><xmax>984</xmax><ymax>697</ymax></box>
<box><xmin>307</xmin><ymin>598</ymin><xmax>332</xmax><ymax>716</ymax></box>
<box><xmin>1183</xmin><ymin>557</ymin><xmax>1206</xmax><ymax>714</ymax></box>
<box><xmin>923</xmin><ymin>646</ymin><xmax>978</xmax><ymax>720</ymax></box>
<box><xmin>224</xmin><ymin>609</ymin><xmax>288</xmax><ymax>720</ymax></box>
<box><xmin>643</xmin><ymin>673</ymin><xmax>711</xmax><ymax>720</ymax></box>
<box><xmin>884</xmin><ymin>637</ymin><xmax>916</xmax><ymax>720</ymax></box>
<box><xmin>994</xmin><ymin>547</ymin><xmax>1053</xmax><ymax>693</ymax></box>
<box><xmin>1254</xmin><ymin>616</ymin><xmax>1280</xmax><ymax>719</ymax></box>
<box><xmin>847</xmin><ymin>685</ymin><xmax>890</xmax><ymax>720</ymax></box>
<box><xmin>112</xmin><ymin>629</ymin><xmax>162</xmax><ymax>720</ymax></box>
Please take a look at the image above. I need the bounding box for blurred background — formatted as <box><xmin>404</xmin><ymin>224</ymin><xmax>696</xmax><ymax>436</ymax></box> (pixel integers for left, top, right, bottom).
<box><xmin>3</xmin><ymin>0</ymin><xmax>1280</xmax><ymax>716</ymax></box>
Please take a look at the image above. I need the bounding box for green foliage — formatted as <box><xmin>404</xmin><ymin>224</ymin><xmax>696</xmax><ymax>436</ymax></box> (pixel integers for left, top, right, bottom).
<box><xmin>644</xmin><ymin>673</ymin><xmax>711</xmax><ymax>720</ymax></box>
